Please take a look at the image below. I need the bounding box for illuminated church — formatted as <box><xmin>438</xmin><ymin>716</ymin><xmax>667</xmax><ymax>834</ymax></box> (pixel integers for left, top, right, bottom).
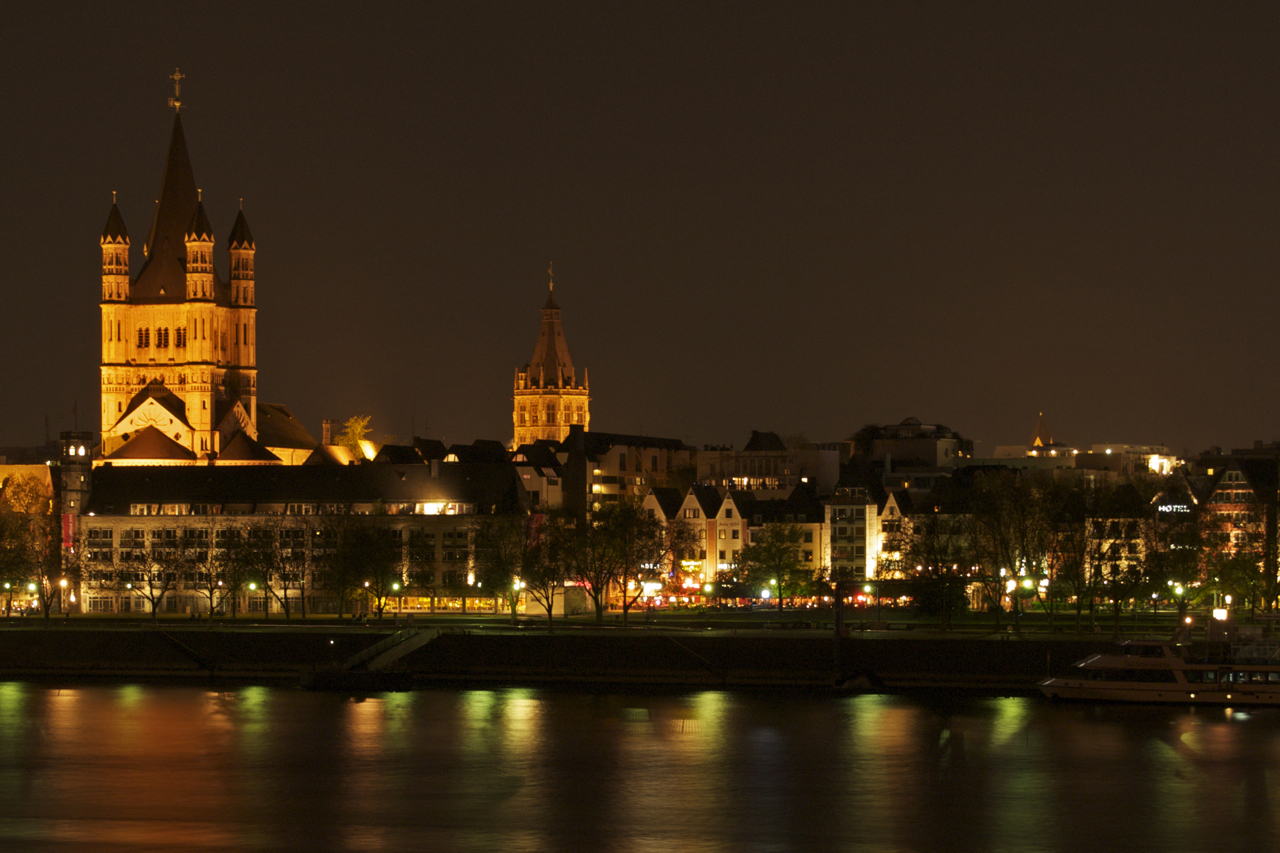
<box><xmin>97</xmin><ymin>75</ymin><xmax>313</xmax><ymax>465</ymax></box>
<box><xmin>512</xmin><ymin>270</ymin><xmax>590</xmax><ymax>447</ymax></box>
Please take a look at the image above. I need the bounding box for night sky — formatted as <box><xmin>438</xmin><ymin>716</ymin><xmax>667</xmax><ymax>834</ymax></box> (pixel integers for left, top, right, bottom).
<box><xmin>4</xmin><ymin>2</ymin><xmax>1280</xmax><ymax>457</ymax></box>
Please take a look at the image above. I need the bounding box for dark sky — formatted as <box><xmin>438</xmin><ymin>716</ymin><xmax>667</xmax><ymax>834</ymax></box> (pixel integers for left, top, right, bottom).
<box><xmin>4</xmin><ymin>2</ymin><xmax>1280</xmax><ymax>457</ymax></box>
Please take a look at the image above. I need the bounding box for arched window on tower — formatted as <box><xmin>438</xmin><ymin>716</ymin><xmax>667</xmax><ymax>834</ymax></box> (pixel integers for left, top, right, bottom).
<box><xmin>137</xmin><ymin>327</ymin><xmax>150</xmax><ymax>349</ymax></box>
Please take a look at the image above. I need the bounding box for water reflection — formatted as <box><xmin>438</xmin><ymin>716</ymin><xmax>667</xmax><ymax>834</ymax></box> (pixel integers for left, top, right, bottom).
<box><xmin>0</xmin><ymin>684</ymin><xmax>1279</xmax><ymax>851</ymax></box>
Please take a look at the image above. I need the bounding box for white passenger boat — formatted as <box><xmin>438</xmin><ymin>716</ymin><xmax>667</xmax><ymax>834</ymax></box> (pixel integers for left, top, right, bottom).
<box><xmin>1039</xmin><ymin>639</ymin><xmax>1280</xmax><ymax>705</ymax></box>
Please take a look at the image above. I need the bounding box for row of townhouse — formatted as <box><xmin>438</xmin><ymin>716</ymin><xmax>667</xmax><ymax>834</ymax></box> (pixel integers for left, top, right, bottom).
<box><xmin>641</xmin><ymin>483</ymin><xmax>883</xmax><ymax>592</ymax></box>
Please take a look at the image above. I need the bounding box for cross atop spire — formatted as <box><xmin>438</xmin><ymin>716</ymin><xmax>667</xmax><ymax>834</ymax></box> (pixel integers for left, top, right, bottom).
<box><xmin>168</xmin><ymin>68</ymin><xmax>185</xmax><ymax>112</ymax></box>
<box><xmin>548</xmin><ymin>261</ymin><xmax>554</xmax><ymax>291</ymax></box>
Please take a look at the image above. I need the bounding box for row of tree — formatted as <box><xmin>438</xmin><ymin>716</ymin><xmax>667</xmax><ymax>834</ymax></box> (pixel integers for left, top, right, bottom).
<box><xmin>880</xmin><ymin>470</ymin><xmax>1270</xmax><ymax>633</ymax></box>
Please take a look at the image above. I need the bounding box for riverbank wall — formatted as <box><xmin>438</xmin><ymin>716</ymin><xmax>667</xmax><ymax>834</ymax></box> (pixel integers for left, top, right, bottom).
<box><xmin>0</xmin><ymin>626</ymin><xmax>1126</xmax><ymax>692</ymax></box>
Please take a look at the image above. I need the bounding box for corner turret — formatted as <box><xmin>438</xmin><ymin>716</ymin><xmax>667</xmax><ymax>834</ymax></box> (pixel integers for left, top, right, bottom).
<box><xmin>228</xmin><ymin>207</ymin><xmax>255</xmax><ymax>307</ymax></box>
<box><xmin>100</xmin><ymin>198</ymin><xmax>129</xmax><ymax>302</ymax></box>
<box><xmin>184</xmin><ymin>195</ymin><xmax>215</xmax><ymax>304</ymax></box>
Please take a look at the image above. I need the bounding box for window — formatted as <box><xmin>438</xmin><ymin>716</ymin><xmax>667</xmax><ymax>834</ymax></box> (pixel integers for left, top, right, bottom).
<box><xmin>731</xmin><ymin>530</ymin><xmax>739</xmax><ymax>540</ymax></box>
<box><xmin>725</xmin><ymin>508</ymin><xmax>734</xmax><ymax>519</ymax></box>
<box><xmin>803</xmin><ymin>531</ymin><xmax>813</xmax><ymax>543</ymax></box>
<box><xmin>718</xmin><ymin>530</ymin><xmax>725</xmax><ymax>540</ymax></box>
<box><xmin>684</xmin><ymin>508</ymin><xmax>700</xmax><ymax>519</ymax></box>
<box><xmin>618</xmin><ymin>453</ymin><xmax>627</xmax><ymax>472</ymax></box>
<box><xmin>803</xmin><ymin>550</ymin><xmax>813</xmax><ymax>562</ymax></box>
<box><xmin>719</xmin><ymin>550</ymin><xmax>726</xmax><ymax>561</ymax></box>
<box><xmin>137</xmin><ymin>327</ymin><xmax>150</xmax><ymax>348</ymax></box>
<box><xmin>650</xmin><ymin>455</ymin><xmax>658</xmax><ymax>470</ymax></box>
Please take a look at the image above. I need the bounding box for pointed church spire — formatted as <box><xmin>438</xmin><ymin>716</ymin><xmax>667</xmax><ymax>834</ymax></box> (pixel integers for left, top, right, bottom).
<box><xmin>1030</xmin><ymin>412</ymin><xmax>1053</xmax><ymax>448</ymax></box>
<box><xmin>134</xmin><ymin>109</ymin><xmax>200</xmax><ymax>301</ymax></box>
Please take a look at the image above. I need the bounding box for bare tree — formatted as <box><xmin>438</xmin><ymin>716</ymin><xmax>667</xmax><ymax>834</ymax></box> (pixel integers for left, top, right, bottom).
<box><xmin>520</xmin><ymin>515</ymin><xmax>568</xmax><ymax>632</ymax></box>
<box><xmin>614</xmin><ymin>503</ymin><xmax>696</xmax><ymax>628</ymax></box>
<box><xmin>736</xmin><ymin>523</ymin><xmax>806</xmax><ymax>612</ymax></box>
<box><xmin>473</xmin><ymin>513</ymin><xmax>537</xmax><ymax>625</ymax></box>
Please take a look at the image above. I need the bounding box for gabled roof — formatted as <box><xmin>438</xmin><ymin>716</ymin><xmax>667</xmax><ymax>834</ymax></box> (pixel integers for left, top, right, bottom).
<box><xmin>218</xmin><ymin>432</ymin><xmax>281</xmax><ymax>463</ymax></box>
<box><xmin>374</xmin><ymin>444</ymin><xmax>426</xmax><ymax>465</ymax></box>
<box><xmin>116</xmin><ymin>382</ymin><xmax>189</xmax><ymax>429</ymax></box>
<box><xmin>303</xmin><ymin>444</ymin><xmax>359</xmax><ymax>466</ymax></box>
<box><xmin>257</xmin><ymin>404</ymin><xmax>318</xmax><ymax>451</ymax></box>
<box><xmin>688</xmin><ymin>484</ymin><xmax>724</xmax><ymax>517</ymax></box>
<box><xmin>512</xmin><ymin>443</ymin><xmax>563</xmax><ymax>474</ymax></box>
<box><xmin>105</xmin><ymin>426</ymin><xmax>197</xmax><ymax>461</ymax></box>
<box><xmin>884</xmin><ymin>488</ymin><xmax>915</xmax><ymax>516</ymax></box>
<box><xmin>1211</xmin><ymin>458</ymin><xmax>1280</xmax><ymax>498</ymax></box>
<box><xmin>743</xmin><ymin>430</ymin><xmax>788</xmax><ymax>452</ymax></box>
<box><xmin>412</xmin><ymin>438</ymin><xmax>449</xmax><ymax>461</ymax></box>
<box><xmin>647</xmin><ymin>487</ymin><xmax>685</xmax><ymax>520</ymax></box>
<box><xmin>447</xmin><ymin>440</ymin><xmax>510</xmax><ymax>465</ymax></box>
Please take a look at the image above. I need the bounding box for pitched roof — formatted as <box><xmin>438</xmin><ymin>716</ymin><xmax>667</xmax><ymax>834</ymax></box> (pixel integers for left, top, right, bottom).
<box><xmin>576</xmin><ymin>429</ymin><xmax>693</xmax><ymax>456</ymax></box>
<box><xmin>303</xmin><ymin>444</ymin><xmax>359</xmax><ymax>466</ymax></box>
<box><xmin>648</xmin><ymin>487</ymin><xmax>685</xmax><ymax>520</ymax></box>
<box><xmin>105</xmin><ymin>426</ymin><xmax>197</xmax><ymax>461</ymax></box>
<box><xmin>512</xmin><ymin>443</ymin><xmax>563</xmax><ymax>474</ymax></box>
<box><xmin>447</xmin><ymin>440</ymin><xmax>511</xmax><ymax>464</ymax></box>
<box><xmin>256</xmin><ymin>403</ymin><xmax>318</xmax><ymax>451</ymax></box>
<box><xmin>412</xmin><ymin>438</ymin><xmax>449</xmax><ymax>461</ymax></box>
<box><xmin>688</xmin><ymin>484</ymin><xmax>724</xmax><ymax>517</ymax></box>
<box><xmin>86</xmin><ymin>460</ymin><xmax>529</xmax><ymax>515</ymax></box>
<box><xmin>743</xmin><ymin>430</ymin><xmax>788</xmax><ymax>452</ymax></box>
<box><xmin>218</xmin><ymin>432</ymin><xmax>281</xmax><ymax>463</ymax></box>
<box><xmin>374</xmin><ymin>444</ymin><xmax>426</xmax><ymax>465</ymax></box>
<box><xmin>116</xmin><ymin>382</ymin><xmax>189</xmax><ymax>429</ymax></box>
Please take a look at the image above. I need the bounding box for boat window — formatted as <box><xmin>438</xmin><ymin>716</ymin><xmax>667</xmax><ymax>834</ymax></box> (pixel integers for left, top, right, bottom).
<box><xmin>1088</xmin><ymin>668</ymin><xmax>1176</xmax><ymax>683</ymax></box>
<box><xmin>1185</xmin><ymin>670</ymin><xmax>1217</xmax><ymax>684</ymax></box>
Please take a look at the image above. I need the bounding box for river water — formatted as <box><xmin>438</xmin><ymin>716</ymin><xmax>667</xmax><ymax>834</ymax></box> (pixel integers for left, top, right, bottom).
<box><xmin>0</xmin><ymin>681</ymin><xmax>1277</xmax><ymax>852</ymax></box>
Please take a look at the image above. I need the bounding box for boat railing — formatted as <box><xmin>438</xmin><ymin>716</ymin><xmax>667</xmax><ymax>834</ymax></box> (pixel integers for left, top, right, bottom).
<box><xmin>1231</xmin><ymin>637</ymin><xmax>1280</xmax><ymax>663</ymax></box>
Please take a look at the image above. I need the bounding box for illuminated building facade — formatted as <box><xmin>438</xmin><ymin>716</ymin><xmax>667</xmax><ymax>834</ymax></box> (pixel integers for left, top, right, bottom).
<box><xmin>513</xmin><ymin>274</ymin><xmax>589</xmax><ymax>447</ymax></box>
<box><xmin>99</xmin><ymin>99</ymin><xmax>262</xmax><ymax>463</ymax></box>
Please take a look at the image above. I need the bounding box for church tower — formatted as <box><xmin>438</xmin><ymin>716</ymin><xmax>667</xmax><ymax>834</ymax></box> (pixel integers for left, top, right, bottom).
<box><xmin>98</xmin><ymin>72</ymin><xmax>259</xmax><ymax>462</ymax></box>
<box><xmin>513</xmin><ymin>268</ymin><xmax>590</xmax><ymax>447</ymax></box>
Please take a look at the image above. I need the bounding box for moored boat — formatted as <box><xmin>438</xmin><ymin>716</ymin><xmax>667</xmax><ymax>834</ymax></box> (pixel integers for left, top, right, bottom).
<box><xmin>1039</xmin><ymin>638</ymin><xmax>1280</xmax><ymax>705</ymax></box>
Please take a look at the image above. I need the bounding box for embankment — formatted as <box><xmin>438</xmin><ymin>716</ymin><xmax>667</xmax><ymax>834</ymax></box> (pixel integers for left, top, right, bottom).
<box><xmin>0</xmin><ymin>625</ymin><xmax>1124</xmax><ymax>692</ymax></box>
